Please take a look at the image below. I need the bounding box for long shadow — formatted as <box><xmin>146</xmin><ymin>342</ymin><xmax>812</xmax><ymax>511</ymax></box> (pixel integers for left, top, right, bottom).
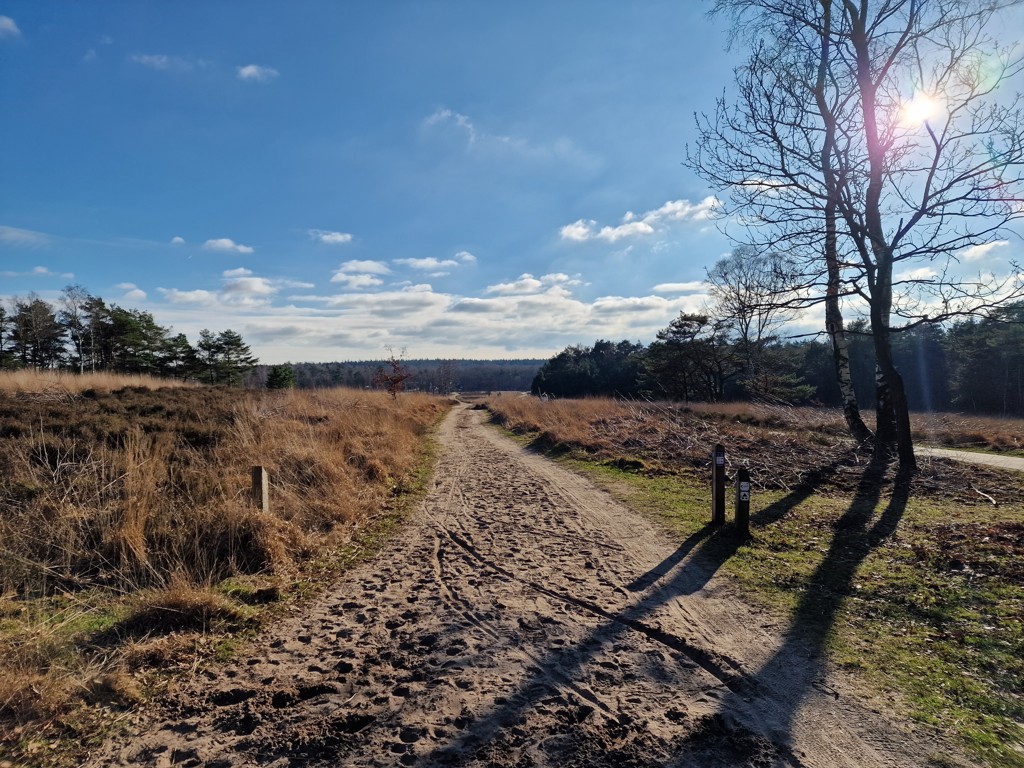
<box><xmin>705</xmin><ymin>460</ymin><xmax>913</xmax><ymax>757</ymax></box>
<box><xmin>628</xmin><ymin>455</ymin><xmax>849</xmax><ymax>597</ymax></box>
<box><xmin>420</xmin><ymin>455</ymin><xmax>878</xmax><ymax>766</ymax></box>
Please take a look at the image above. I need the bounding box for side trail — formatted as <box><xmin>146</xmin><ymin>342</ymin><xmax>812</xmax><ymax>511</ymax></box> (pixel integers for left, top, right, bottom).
<box><xmin>87</xmin><ymin>404</ymin><xmax>940</xmax><ymax>768</ymax></box>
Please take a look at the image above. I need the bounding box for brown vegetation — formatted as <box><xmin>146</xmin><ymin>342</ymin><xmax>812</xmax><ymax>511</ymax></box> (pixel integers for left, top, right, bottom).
<box><xmin>0</xmin><ymin>371</ymin><xmax>448</xmax><ymax>761</ymax></box>
<box><xmin>486</xmin><ymin>395</ymin><xmax>1024</xmax><ymax>502</ymax></box>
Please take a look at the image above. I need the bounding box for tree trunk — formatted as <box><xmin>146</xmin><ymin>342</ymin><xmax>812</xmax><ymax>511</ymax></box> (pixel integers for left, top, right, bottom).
<box><xmin>815</xmin><ymin>0</ymin><xmax>874</xmax><ymax>447</ymax></box>
<box><xmin>847</xmin><ymin>2</ymin><xmax>916</xmax><ymax>471</ymax></box>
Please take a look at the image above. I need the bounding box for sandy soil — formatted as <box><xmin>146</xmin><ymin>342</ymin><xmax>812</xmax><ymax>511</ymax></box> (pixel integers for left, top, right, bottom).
<box><xmin>86</xmin><ymin>404</ymin><xmax>951</xmax><ymax>768</ymax></box>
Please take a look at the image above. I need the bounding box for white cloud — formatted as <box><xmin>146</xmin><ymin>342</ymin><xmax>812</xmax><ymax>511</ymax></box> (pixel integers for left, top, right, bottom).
<box><xmin>895</xmin><ymin>267</ymin><xmax>938</xmax><ymax>282</ymax></box>
<box><xmin>309</xmin><ymin>229</ymin><xmax>353</xmax><ymax>245</ymax></box>
<box><xmin>203</xmin><ymin>237</ymin><xmax>254</xmax><ymax>254</ymax></box>
<box><xmin>394</xmin><ymin>257</ymin><xmax>460</xmax><ymax>271</ymax></box>
<box><xmin>170</xmin><ymin>236</ymin><xmax>185</xmax><ymax>245</ymax></box>
<box><xmin>961</xmin><ymin>240</ymin><xmax>1009</xmax><ymax>262</ymax></box>
<box><xmin>236</xmin><ymin>64</ymin><xmax>279</xmax><ymax>83</ymax></box>
<box><xmin>485</xmin><ymin>272</ymin><xmax>579</xmax><ymax>296</ymax></box>
<box><xmin>0</xmin><ymin>16</ymin><xmax>21</xmax><ymax>39</ymax></box>
<box><xmin>222</xmin><ymin>276</ymin><xmax>276</xmax><ymax>297</ymax></box>
<box><xmin>455</xmin><ymin>250</ymin><xmax>477</xmax><ymax>264</ymax></box>
<box><xmin>331</xmin><ymin>273</ymin><xmax>384</xmax><ymax>289</ymax></box>
<box><xmin>0</xmin><ymin>225</ymin><xmax>50</xmax><ymax>247</ymax></box>
<box><xmin>157</xmin><ymin>269</ymin><xmax>309</xmax><ymax>309</ymax></box>
<box><xmin>652</xmin><ymin>281</ymin><xmax>709</xmax><ymax>294</ymax></box>
<box><xmin>116</xmin><ymin>282</ymin><xmax>147</xmax><ymax>301</ymax></box>
<box><xmin>560</xmin><ymin>220</ymin><xmax>596</xmax><ymax>242</ymax></box>
<box><xmin>158</xmin><ymin>288</ymin><xmax>219</xmax><ymax>305</ymax></box>
<box><xmin>339</xmin><ymin>260</ymin><xmax>391</xmax><ymax>275</ymax></box>
<box><xmin>561</xmin><ymin>197</ymin><xmax>720</xmax><ymax>243</ymax></box>
<box><xmin>130</xmin><ymin>54</ymin><xmax>200</xmax><ymax>72</ymax></box>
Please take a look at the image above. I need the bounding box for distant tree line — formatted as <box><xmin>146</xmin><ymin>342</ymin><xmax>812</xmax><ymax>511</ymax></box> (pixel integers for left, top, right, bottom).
<box><xmin>531</xmin><ymin>302</ymin><xmax>1024</xmax><ymax>419</ymax></box>
<box><xmin>247</xmin><ymin>358</ymin><xmax>543</xmax><ymax>393</ymax></box>
<box><xmin>0</xmin><ymin>286</ymin><xmax>258</xmax><ymax>385</ymax></box>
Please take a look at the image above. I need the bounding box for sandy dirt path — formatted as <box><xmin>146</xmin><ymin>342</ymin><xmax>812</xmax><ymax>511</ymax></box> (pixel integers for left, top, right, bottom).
<box><xmin>87</xmin><ymin>405</ymin><xmax>944</xmax><ymax>768</ymax></box>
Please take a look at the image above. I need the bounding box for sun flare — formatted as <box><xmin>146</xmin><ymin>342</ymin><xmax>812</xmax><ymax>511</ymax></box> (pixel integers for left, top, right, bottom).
<box><xmin>901</xmin><ymin>91</ymin><xmax>940</xmax><ymax>127</ymax></box>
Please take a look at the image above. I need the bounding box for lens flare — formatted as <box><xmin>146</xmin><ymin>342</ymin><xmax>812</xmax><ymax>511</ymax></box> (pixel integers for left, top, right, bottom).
<box><xmin>901</xmin><ymin>92</ymin><xmax>939</xmax><ymax>127</ymax></box>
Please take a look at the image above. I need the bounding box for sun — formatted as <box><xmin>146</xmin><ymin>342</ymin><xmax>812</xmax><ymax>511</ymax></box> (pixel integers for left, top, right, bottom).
<box><xmin>901</xmin><ymin>91</ymin><xmax>940</xmax><ymax>127</ymax></box>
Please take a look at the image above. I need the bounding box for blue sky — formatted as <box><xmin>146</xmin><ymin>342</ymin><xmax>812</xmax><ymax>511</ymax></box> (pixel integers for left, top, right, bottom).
<box><xmin>1</xmin><ymin>3</ymin><xmax>1022</xmax><ymax>363</ymax></box>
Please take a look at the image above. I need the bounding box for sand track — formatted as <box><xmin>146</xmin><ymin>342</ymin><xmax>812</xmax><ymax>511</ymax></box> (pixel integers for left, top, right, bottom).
<box><xmin>87</xmin><ymin>404</ymin><xmax>944</xmax><ymax>767</ymax></box>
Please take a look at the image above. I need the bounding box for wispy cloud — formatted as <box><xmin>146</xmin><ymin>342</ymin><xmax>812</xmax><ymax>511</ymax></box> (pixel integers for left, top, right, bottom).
<box><xmin>236</xmin><ymin>64</ymin><xmax>279</xmax><ymax>83</ymax></box>
<box><xmin>203</xmin><ymin>237</ymin><xmax>254</xmax><ymax>254</ymax></box>
<box><xmin>158</xmin><ymin>288</ymin><xmax>219</xmax><ymax>305</ymax></box>
<box><xmin>0</xmin><ymin>265</ymin><xmax>74</xmax><ymax>279</ymax></box>
<box><xmin>158</xmin><ymin>268</ymin><xmax>310</xmax><ymax>308</ymax></box>
<box><xmin>309</xmin><ymin>229</ymin><xmax>352</xmax><ymax>245</ymax></box>
<box><xmin>0</xmin><ymin>225</ymin><xmax>51</xmax><ymax>247</ymax></box>
<box><xmin>0</xmin><ymin>16</ymin><xmax>21</xmax><ymax>39</ymax></box>
<box><xmin>652</xmin><ymin>281</ymin><xmax>708</xmax><ymax>294</ymax></box>
<box><xmin>560</xmin><ymin>197</ymin><xmax>719</xmax><ymax>243</ymax></box>
<box><xmin>130</xmin><ymin>54</ymin><xmax>206</xmax><ymax>72</ymax></box>
<box><xmin>423</xmin><ymin>107</ymin><xmax>598</xmax><ymax>168</ymax></box>
<box><xmin>961</xmin><ymin>240</ymin><xmax>1009</xmax><ymax>262</ymax></box>
<box><xmin>171</xmin><ymin>236</ymin><xmax>186</xmax><ymax>245</ymax></box>
<box><xmin>394</xmin><ymin>257</ymin><xmax>459</xmax><ymax>271</ymax></box>
<box><xmin>331</xmin><ymin>273</ymin><xmax>384</xmax><ymax>289</ymax></box>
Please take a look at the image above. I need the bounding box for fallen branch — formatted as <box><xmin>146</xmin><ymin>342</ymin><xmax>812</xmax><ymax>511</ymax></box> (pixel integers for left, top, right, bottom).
<box><xmin>970</xmin><ymin>485</ymin><xmax>998</xmax><ymax>507</ymax></box>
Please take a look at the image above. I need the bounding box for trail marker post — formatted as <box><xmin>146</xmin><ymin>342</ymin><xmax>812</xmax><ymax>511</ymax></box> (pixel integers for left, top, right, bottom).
<box><xmin>251</xmin><ymin>466</ymin><xmax>269</xmax><ymax>514</ymax></box>
<box><xmin>735</xmin><ymin>467</ymin><xmax>751</xmax><ymax>538</ymax></box>
<box><xmin>711</xmin><ymin>443</ymin><xmax>726</xmax><ymax>526</ymax></box>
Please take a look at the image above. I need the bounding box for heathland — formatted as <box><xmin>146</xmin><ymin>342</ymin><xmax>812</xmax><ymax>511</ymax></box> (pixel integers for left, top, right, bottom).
<box><xmin>0</xmin><ymin>371</ymin><xmax>448</xmax><ymax>766</ymax></box>
<box><xmin>1</xmin><ymin>375</ymin><xmax>1022</xmax><ymax>767</ymax></box>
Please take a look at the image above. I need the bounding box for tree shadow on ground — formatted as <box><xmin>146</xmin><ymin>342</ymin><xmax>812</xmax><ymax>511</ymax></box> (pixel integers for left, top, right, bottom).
<box><xmin>422</xmin><ymin>455</ymin><xmax>908</xmax><ymax>766</ymax></box>
<box><xmin>703</xmin><ymin>459</ymin><xmax>912</xmax><ymax>755</ymax></box>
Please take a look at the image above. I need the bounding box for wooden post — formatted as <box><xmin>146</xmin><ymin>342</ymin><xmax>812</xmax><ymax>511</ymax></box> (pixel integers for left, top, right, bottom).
<box><xmin>735</xmin><ymin>467</ymin><xmax>751</xmax><ymax>538</ymax></box>
<box><xmin>251</xmin><ymin>466</ymin><xmax>269</xmax><ymax>514</ymax></box>
<box><xmin>711</xmin><ymin>443</ymin><xmax>726</xmax><ymax>525</ymax></box>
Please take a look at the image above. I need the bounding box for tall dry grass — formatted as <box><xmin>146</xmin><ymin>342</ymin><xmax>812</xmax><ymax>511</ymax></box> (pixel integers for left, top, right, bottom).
<box><xmin>0</xmin><ymin>372</ymin><xmax>448</xmax><ymax>750</ymax></box>
<box><xmin>0</xmin><ymin>369</ymin><xmax>194</xmax><ymax>395</ymax></box>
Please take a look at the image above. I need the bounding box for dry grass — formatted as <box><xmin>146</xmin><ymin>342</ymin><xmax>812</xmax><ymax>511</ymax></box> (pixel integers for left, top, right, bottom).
<box><xmin>486</xmin><ymin>395</ymin><xmax>1024</xmax><ymax>502</ymax></box>
<box><xmin>0</xmin><ymin>369</ymin><xmax>195</xmax><ymax>395</ymax></box>
<box><xmin>0</xmin><ymin>372</ymin><xmax>448</xmax><ymax>760</ymax></box>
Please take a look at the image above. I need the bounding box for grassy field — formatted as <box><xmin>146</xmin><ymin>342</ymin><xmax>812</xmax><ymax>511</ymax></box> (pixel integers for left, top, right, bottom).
<box><xmin>487</xmin><ymin>395</ymin><xmax>1024</xmax><ymax>768</ymax></box>
<box><xmin>0</xmin><ymin>372</ymin><xmax>450</xmax><ymax>766</ymax></box>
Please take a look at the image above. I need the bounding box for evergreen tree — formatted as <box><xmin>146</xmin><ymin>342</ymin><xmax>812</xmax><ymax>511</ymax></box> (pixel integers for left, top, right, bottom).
<box><xmin>266</xmin><ymin>364</ymin><xmax>297</xmax><ymax>389</ymax></box>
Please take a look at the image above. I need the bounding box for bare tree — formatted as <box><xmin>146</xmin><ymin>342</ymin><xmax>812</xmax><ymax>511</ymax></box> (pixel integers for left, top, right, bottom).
<box><xmin>58</xmin><ymin>284</ymin><xmax>93</xmax><ymax>374</ymax></box>
<box><xmin>373</xmin><ymin>347</ymin><xmax>413</xmax><ymax>399</ymax></box>
<box><xmin>705</xmin><ymin>246</ymin><xmax>810</xmax><ymax>398</ymax></box>
<box><xmin>693</xmin><ymin>0</ymin><xmax>1024</xmax><ymax>469</ymax></box>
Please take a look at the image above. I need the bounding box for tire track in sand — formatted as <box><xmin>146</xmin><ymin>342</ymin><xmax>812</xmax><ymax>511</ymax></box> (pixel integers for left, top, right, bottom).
<box><xmin>86</xmin><ymin>404</ymin><xmax>946</xmax><ymax>768</ymax></box>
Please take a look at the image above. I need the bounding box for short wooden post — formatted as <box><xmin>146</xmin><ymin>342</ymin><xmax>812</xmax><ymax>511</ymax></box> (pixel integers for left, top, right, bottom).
<box><xmin>735</xmin><ymin>467</ymin><xmax>751</xmax><ymax>538</ymax></box>
<box><xmin>251</xmin><ymin>465</ymin><xmax>269</xmax><ymax>513</ymax></box>
<box><xmin>711</xmin><ymin>443</ymin><xmax>726</xmax><ymax>525</ymax></box>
